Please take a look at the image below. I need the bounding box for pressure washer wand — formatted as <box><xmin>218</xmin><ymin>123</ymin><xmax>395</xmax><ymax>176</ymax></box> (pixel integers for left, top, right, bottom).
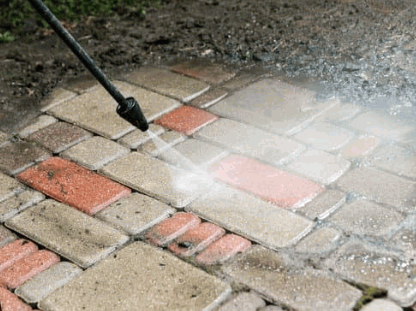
<box><xmin>28</xmin><ymin>0</ymin><xmax>149</xmax><ymax>132</ymax></box>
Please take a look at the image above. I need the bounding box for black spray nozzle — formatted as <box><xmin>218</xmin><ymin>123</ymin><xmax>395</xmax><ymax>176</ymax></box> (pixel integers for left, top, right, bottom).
<box><xmin>117</xmin><ymin>97</ymin><xmax>149</xmax><ymax>132</ymax></box>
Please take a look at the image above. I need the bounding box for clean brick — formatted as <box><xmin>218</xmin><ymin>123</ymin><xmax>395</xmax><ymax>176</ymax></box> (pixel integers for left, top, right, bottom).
<box><xmin>0</xmin><ymin>226</ymin><xmax>16</xmax><ymax>248</ymax></box>
<box><xmin>0</xmin><ymin>190</ymin><xmax>44</xmax><ymax>222</ymax></box>
<box><xmin>189</xmin><ymin>88</ymin><xmax>228</xmax><ymax>109</ymax></box>
<box><xmin>337</xmin><ymin>166</ymin><xmax>416</xmax><ymax>213</ymax></box>
<box><xmin>225</xmin><ymin>246</ymin><xmax>362</xmax><ymax>311</ymax></box>
<box><xmin>0</xmin><ymin>172</ymin><xmax>25</xmax><ymax>203</ymax></box>
<box><xmin>118</xmin><ymin>123</ymin><xmax>165</xmax><ymax>149</ymax></box>
<box><xmin>297</xmin><ymin>189</ymin><xmax>346</xmax><ymax>220</ymax></box>
<box><xmin>170</xmin><ymin>60</ymin><xmax>236</xmax><ymax>84</ymax></box>
<box><xmin>124</xmin><ymin>67</ymin><xmax>210</xmax><ymax>102</ymax></box>
<box><xmin>294</xmin><ymin>122</ymin><xmax>354</xmax><ymax>151</ymax></box>
<box><xmin>155</xmin><ymin>106</ymin><xmax>218</xmax><ymax>135</ymax></box>
<box><xmin>96</xmin><ymin>192</ymin><xmax>175</xmax><ymax>235</ymax></box>
<box><xmin>39</xmin><ymin>242</ymin><xmax>231</xmax><ymax>311</ymax></box>
<box><xmin>48</xmin><ymin>81</ymin><xmax>180</xmax><ymax>139</ymax></box>
<box><xmin>158</xmin><ymin>138</ymin><xmax>229</xmax><ymax>170</ymax></box>
<box><xmin>19</xmin><ymin>115</ymin><xmax>58</xmax><ymax>138</ymax></box>
<box><xmin>61</xmin><ymin>136</ymin><xmax>130</xmax><ymax>170</ymax></box>
<box><xmin>139</xmin><ymin>131</ymin><xmax>186</xmax><ymax>157</ymax></box>
<box><xmin>328</xmin><ymin>199</ymin><xmax>405</xmax><ymax>237</ymax></box>
<box><xmin>361</xmin><ymin>299</ymin><xmax>402</xmax><ymax>311</ymax></box>
<box><xmin>17</xmin><ymin>157</ymin><xmax>131</xmax><ymax>215</ymax></box>
<box><xmin>145</xmin><ymin>212</ymin><xmax>201</xmax><ymax>246</ymax></box>
<box><xmin>341</xmin><ymin>135</ymin><xmax>381</xmax><ymax>158</ymax></box>
<box><xmin>100</xmin><ymin>152</ymin><xmax>213</xmax><ymax>208</ymax></box>
<box><xmin>326</xmin><ymin>241</ymin><xmax>416</xmax><ymax>307</ymax></box>
<box><xmin>295</xmin><ymin>227</ymin><xmax>341</xmax><ymax>253</ymax></box>
<box><xmin>168</xmin><ymin>222</ymin><xmax>225</xmax><ymax>257</ymax></box>
<box><xmin>195</xmin><ymin>118</ymin><xmax>305</xmax><ymax>165</ymax></box>
<box><xmin>195</xmin><ymin>234</ymin><xmax>251</xmax><ymax>265</ymax></box>
<box><xmin>0</xmin><ymin>250</ymin><xmax>60</xmax><ymax>289</ymax></box>
<box><xmin>216</xmin><ymin>292</ymin><xmax>265</xmax><ymax>311</ymax></box>
<box><xmin>40</xmin><ymin>88</ymin><xmax>76</xmax><ymax>112</ymax></box>
<box><xmin>209</xmin><ymin>155</ymin><xmax>323</xmax><ymax>208</ymax></box>
<box><xmin>0</xmin><ymin>286</ymin><xmax>32</xmax><ymax>311</ymax></box>
<box><xmin>5</xmin><ymin>199</ymin><xmax>129</xmax><ymax>268</ymax></box>
<box><xmin>316</xmin><ymin>100</ymin><xmax>361</xmax><ymax>122</ymax></box>
<box><xmin>0</xmin><ymin>239</ymin><xmax>38</xmax><ymax>272</ymax></box>
<box><xmin>348</xmin><ymin>111</ymin><xmax>412</xmax><ymax>140</ymax></box>
<box><xmin>187</xmin><ymin>184</ymin><xmax>314</xmax><ymax>249</ymax></box>
<box><xmin>15</xmin><ymin>262</ymin><xmax>82</xmax><ymax>304</ymax></box>
<box><xmin>0</xmin><ymin>142</ymin><xmax>50</xmax><ymax>176</ymax></box>
<box><xmin>26</xmin><ymin>122</ymin><xmax>92</xmax><ymax>154</ymax></box>
<box><xmin>286</xmin><ymin>149</ymin><xmax>351</xmax><ymax>185</ymax></box>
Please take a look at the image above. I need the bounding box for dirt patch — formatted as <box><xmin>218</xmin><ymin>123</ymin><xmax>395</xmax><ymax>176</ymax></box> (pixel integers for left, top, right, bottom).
<box><xmin>1</xmin><ymin>0</ymin><xmax>415</xmax><ymax>132</ymax></box>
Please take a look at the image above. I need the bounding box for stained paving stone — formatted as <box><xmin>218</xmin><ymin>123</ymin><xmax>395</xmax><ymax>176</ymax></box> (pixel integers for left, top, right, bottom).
<box><xmin>145</xmin><ymin>212</ymin><xmax>201</xmax><ymax>246</ymax></box>
<box><xmin>155</xmin><ymin>106</ymin><xmax>218</xmax><ymax>135</ymax></box>
<box><xmin>0</xmin><ymin>190</ymin><xmax>44</xmax><ymax>222</ymax></box>
<box><xmin>170</xmin><ymin>60</ymin><xmax>236</xmax><ymax>84</ymax></box>
<box><xmin>336</xmin><ymin>166</ymin><xmax>416</xmax><ymax>213</ymax></box>
<box><xmin>348</xmin><ymin>111</ymin><xmax>413</xmax><ymax>140</ymax></box>
<box><xmin>209</xmin><ymin>79</ymin><xmax>332</xmax><ymax>135</ymax></box>
<box><xmin>0</xmin><ymin>226</ymin><xmax>16</xmax><ymax>248</ymax></box>
<box><xmin>5</xmin><ymin>199</ymin><xmax>129</xmax><ymax>268</ymax></box>
<box><xmin>124</xmin><ymin>67</ymin><xmax>210</xmax><ymax>102</ymax></box>
<box><xmin>95</xmin><ymin>192</ymin><xmax>175</xmax><ymax>235</ymax></box>
<box><xmin>17</xmin><ymin>157</ymin><xmax>131</xmax><ymax>215</ymax></box>
<box><xmin>216</xmin><ymin>292</ymin><xmax>265</xmax><ymax>311</ymax></box>
<box><xmin>195</xmin><ymin>234</ymin><xmax>252</xmax><ymax>266</ymax></box>
<box><xmin>209</xmin><ymin>155</ymin><xmax>323</xmax><ymax>208</ymax></box>
<box><xmin>0</xmin><ymin>172</ymin><xmax>25</xmax><ymax>203</ymax></box>
<box><xmin>286</xmin><ymin>149</ymin><xmax>351</xmax><ymax>185</ymax></box>
<box><xmin>325</xmin><ymin>240</ymin><xmax>416</xmax><ymax>307</ymax></box>
<box><xmin>64</xmin><ymin>75</ymin><xmax>98</xmax><ymax>94</ymax></box>
<box><xmin>100</xmin><ymin>152</ymin><xmax>214</xmax><ymax>208</ymax></box>
<box><xmin>26</xmin><ymin>122</ymin><xmax>92</xmax><ymax>154</ymax></box>
<box><xmin>61</xmin><ymin>136</ymin><xmax>129</xmax><ymax>170</ymax></box>
<box><xmin>369</xmin><ymin>143</ymin><xmax>416</xmax><ymax>179</ymax></box>
<box><xmin>168</xmin><ymin>222</ymin><xmax>225</xmax><ymax>257</ymax></box>
<box><xmin>48</xmin><ymin>81</ymin><xmax>180</xmax><ymax>139</ymax></box>
<box><xmin>158</xmin><ymin>138</ymin><xmax>229</xmax><ymax>170</ymax></box>
<box><xmin>0</xmin><ymin>250</ymin><xmax>60</xmax><ymax>289</ymax></box>
<box><xmin>328</xmin><ymin>199</ymin><xmax>405</xmax><ymax>237</ymax></box>
<box><xmin>139</xmin><ymin>131</ymin><xmax>186</xmax><ymax>157</ymax></box>
<box><xmin>38</xmin><ymin>241</ymin><xmax>231</xmax><ymax>311</ymax></box>
<box><xmin>295</xmin><ymin>227</ymin><xmax>341</xmax><ymax>253</ymax></box>
<box><xmin>19</xmin><ymin>115</ymin><xmax>58</xmax><ymax>138</ymax></box>
<box><xmin>224</xmin><ymin>246</ymin><xmax>362</xmax><ymax>311</ymax></box>
<box><xmin>0</xmin><ymin>286</ymin><xmax>32</xmax><ymax>311</ymax></box>
<box><xmin>40</xmin><ymin>88</ymin><xmax>76</xmax><ymax>112</ymax></box>
<box><xmin>187</xmin><ymin>184</ymin><xmax>314</xmax><ymax>249</ymax></box>
<box><xmin>221</xmin><ymin>68</ymin><xmax>267</xmax><ymax>91</ymax></box>
<box><xmin>0</xmin><ymin>239</ymin><xmax>38</xmax><ymax>272</ymax></box>
<box><xmin>0</xmin><ymin>131</ymin><xmax>9</xmax><ymax>146</ymax></box>
<box><xmin>296</xmin><ymin>189</ymin><xmax>346</xmax><ymax>220</ymax></box>
<box><xmin>118</xmin><ymin>123</ymin><xmax>165</xmax><ymax>149</ymax></box>
<box><xmin>15</xmin><ymin>262</ymin><xmax>82</xmax><ymax>304</ymax></box>
<box><xmin>341</xmin><ymin>135</ymin><xmax>381</xmax><ymax>159</ymax></box>
<box><xmin>195</xmin><ymin>118</ymin><xmax>305</xmax><ymax>166</ymax></box>
<box><xmin>294</xmin><ymin>122</ymin><xmax>355</xmax><ymax>151</ymax></box>
<box><xmin>0</xmin><ymin>141</ymin><xmax>50</xmax><ymax>176</ymax></box>
<box><xmin>189</xmin><ymin>88</ymin><xmax>228</xmax><ymax>109</ymax></box>
<box><xmin>316</xmin><ymin>100</ymin><xmax>361</xmax><ymax>123</ymax></box>
<box><xmin>361</xmin><ymin>299</ymin><xmax>403</xmax><ymax>311</ymax></box>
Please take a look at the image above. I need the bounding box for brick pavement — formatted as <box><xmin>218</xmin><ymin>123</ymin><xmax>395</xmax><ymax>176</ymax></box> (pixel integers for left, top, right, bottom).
<box><xmin>0</xmin><ymin>60</ymin><xmax>413</xmax><ymax>310</ymax></box>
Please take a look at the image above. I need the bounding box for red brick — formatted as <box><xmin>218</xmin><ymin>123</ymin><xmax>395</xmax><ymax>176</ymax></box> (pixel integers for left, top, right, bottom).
<box><xmin>0</xmin><ymin>240</ymin><xmax>38</xmax><ymax>273</ymax></box>
<box><xmin>0</xmin><ymin>286</ymin><xmax>32</xmax><ymax>311</ymax></box>
<box><xmin>209</xmin><ymin>155</ymin><xmax>323</xmax><ymax>208</ymax></box>
<box><xmin>155</xmin><ymin>106</ymin><xmax>218</xmax><ymax>135</ymax></box>
<box><xmin>0</xmin><ymin>250</ymin><xmax>60</xmax><ymax>289</ymax></box>
<box><xmin>17</xmin><ymin>157</ymin><xmax>131</xmax><ymax>215</ymax></box>
<box><xmin>168</xmin><ymin>222</ymin><xmax>225</xmax><ymax>257</ymax></box>
<box><xmin>145</xmin><ymin>212</ymin><xmax>201</xmax><ymax>246</ymax></box>
<box><xmin>195</xmin><ymin>234</ymin><xmax>251</xmax><ymax>265</ymax></box>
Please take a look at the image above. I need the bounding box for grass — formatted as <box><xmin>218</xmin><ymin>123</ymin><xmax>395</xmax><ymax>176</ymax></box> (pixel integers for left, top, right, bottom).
<box><xmin>0</xmin><ymin>0</ymin><xmax>160</xmax><ymax>41</ymax></box>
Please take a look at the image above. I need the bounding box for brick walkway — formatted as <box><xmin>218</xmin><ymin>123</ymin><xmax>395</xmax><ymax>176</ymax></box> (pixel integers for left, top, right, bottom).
<box><xmin>0</xmin><ymin>61</ymin><xmax>415</xmax><ymax>310</ymax></box>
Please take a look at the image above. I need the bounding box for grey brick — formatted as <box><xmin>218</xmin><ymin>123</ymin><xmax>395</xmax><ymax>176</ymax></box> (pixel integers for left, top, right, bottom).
<box><xmin>296</xmin><ymin>189</ymin><xmax>346</xmax><ymax>220</ymax></box>
<box><xmin>139</xmin><ymin>131</ymin><xmax>186</xmax><ymax>157</ymax></box>
<box><xmin>0</xmin><ymin>225</ymin><xmax>16</xmax><ymax>248</ymax></box>
<box><xmin>295</xmin><ymin>227</ymin><xmax>341</xmax><ymax>253</ymax></box>
<box><xmin>217</xmin><ymin>292</ymin><xmax>265</xmax><ymax>311</ymax></box>
<box><xmin>0</xmin><ymin>190</ymin><xmax>44</xmax><ymax>222</ymax></box>
<box><xmin>361</xmin><ymin>299</ymin><xmax>402</xmax><ymax>311</ymax></box>
<box><xmin>118</xmin><ymin>124</ymin><xmax>165</xmax><ymax>149</ymax></box>
<box><xmin>19</xmin><ymin>115</ymin><xmax>58</xmax><ymax>138</ymax></box>
<box><xmin>0</xmin><ymin>172</ymin><xmax>24</xmax><ymax>203</ymax></box>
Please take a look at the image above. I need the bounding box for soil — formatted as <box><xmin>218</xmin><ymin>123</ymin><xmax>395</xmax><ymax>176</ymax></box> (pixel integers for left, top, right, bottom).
<box><xmin>1</xmin><ymin>0</ymin><xmax>416</xmax><ymax>133</ymax></box>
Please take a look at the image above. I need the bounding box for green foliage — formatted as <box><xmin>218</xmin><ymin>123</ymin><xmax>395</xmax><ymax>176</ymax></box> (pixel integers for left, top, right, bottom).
<box><xmin>1</xmin><ymin>0</ymin><xmax>160</xmax><ymax>30</ymax></box>
<box><xmin>0</xmin><ymin>31</ymin><xmax>15</xmax><ymax>42</ymax></box>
